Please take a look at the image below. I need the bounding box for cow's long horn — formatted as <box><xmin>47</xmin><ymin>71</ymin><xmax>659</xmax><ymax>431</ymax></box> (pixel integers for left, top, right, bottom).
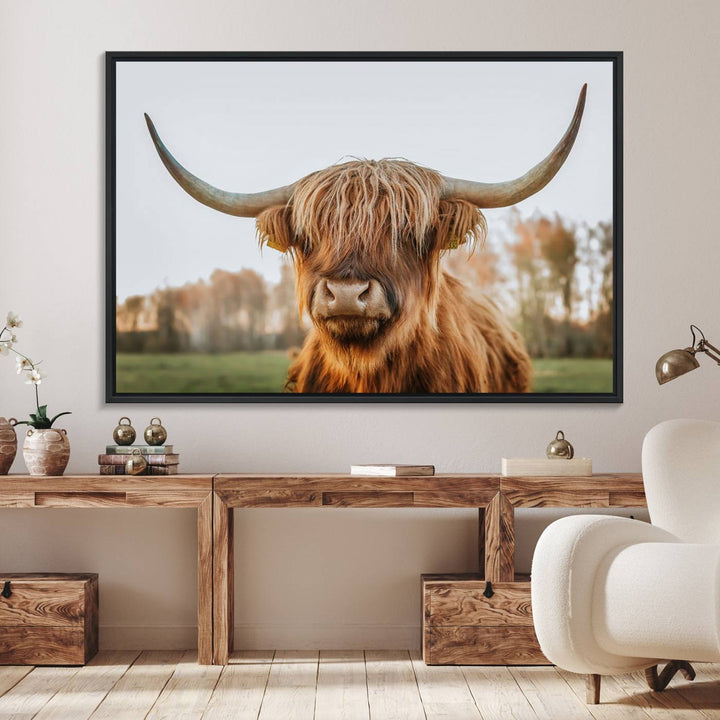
<box><xmin>441</xmin><ymin>84</ymin><xmax>587</xmax><ymax>208</ymax></box>
<box><xmin>144</xmin><ymin>114</ymin><xmax>295</xmax><ymax>217</ymax></box>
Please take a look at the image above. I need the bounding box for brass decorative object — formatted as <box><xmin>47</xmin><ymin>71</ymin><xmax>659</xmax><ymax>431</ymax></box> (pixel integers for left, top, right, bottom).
<box><xmin>112</xmin><ymin>416</ymin><xmax>136</xmax><ymax>445</ymax></box>
<box><xmin>0</xmin><ymin>417</ymin><xmax>18</xmax><ymax>475</ymax></box>
<box><xmin>546</xmin><ymin>430</ymin><xmax>574</xmax><ymax>459</ymax></box>
<box><xmin>125</xmin><ymin>449</ymin><xmax>147</xmax><ymax>475</ymax></box>
<box><xmin>656</xmin><ymin>325</ymin><xmax>720</xmax><ymax>384</ymax></box>
<box><xmin>144</xmin><ymin>417</ymin><xmax>167</xmax><ymax>446</ymax></box>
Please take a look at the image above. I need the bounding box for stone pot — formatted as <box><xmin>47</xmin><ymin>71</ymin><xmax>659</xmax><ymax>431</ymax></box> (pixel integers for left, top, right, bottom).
<box><xmin>0</xmin><ymin>417</ymin><xmax>18</xmax><ymax>475</ymax></box>
<box><xmin>22</xmin><ymin>428</ymin><xmax>70</xmax><ymax>476</ymax></box>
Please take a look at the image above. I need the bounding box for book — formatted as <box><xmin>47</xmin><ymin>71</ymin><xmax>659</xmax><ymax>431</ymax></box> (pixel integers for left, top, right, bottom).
<box><xmin>98</xmin><ymin>464</ymin><xmax>179</xmax><ymax>475</ymax></box>
<box><xmin>350</xmin><ymin>464</ymin><xmax>435</xmax><ymax>477</ymax></box>
<box><xmin>501</xmin><ymin>457</ymin><xmax>592</xmax><ymax>477</ymax></box>
<box><xmin>98</xmin><ymin>453</ymin><xmax>179</xmax><ymax>466</ymax></box>
<box><xmin>105</xmin><ymin>445</ymin><xmax>174</xmax><ymax>455</ymax></box>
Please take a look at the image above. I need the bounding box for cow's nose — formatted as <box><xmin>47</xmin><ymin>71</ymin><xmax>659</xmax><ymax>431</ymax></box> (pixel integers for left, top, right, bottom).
<box><xmin>319</xmin><ymin>278</ymin><xmax>380</xmax><ymax>316</ymax></box>
<box><xmin>323</xmin><ymin>279</ymin><xmax>370</xmax><ymax>315</ymax></box>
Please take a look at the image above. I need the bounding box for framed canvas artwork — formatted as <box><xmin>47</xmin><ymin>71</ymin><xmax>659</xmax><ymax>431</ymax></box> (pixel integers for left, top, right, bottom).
<box><xmin>106</xmin><ymin>51</ymin><xmax>622</xmax><ymax>403</ymax></box>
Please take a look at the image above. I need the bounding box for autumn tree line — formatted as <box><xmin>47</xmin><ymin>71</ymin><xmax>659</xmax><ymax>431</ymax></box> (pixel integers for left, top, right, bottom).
<box><xmin>116</xmin><ymin>212</ymin><xmax>614</xmax><ymax>359</ymax></box>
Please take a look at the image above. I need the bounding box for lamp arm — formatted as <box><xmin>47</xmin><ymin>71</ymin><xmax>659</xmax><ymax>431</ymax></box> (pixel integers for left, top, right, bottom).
<box><xmin>698</xmin><ymin>339</ymin><xmax>720</xmax><ymax>365</ymax></box>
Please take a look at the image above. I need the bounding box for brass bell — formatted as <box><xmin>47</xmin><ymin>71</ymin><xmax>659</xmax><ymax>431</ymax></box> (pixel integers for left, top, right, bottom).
<box><xmin>546</xmin><ymin>430</ymin><xmax>574</xmax><ymax>459</ymax></box>
<box><xmin>125</xmin><ymin>448</ymin><xmax>147</xmax><ymax>475</ymax></box>
<box><xmin>112</xmin><ymin>417</ymin><xmax>136</xmax><ymax>446</ymax></box>
<box><xmin>144</xmin><ymin>417</ymin><xmax>167</xmax><ymax>446</ymax></box>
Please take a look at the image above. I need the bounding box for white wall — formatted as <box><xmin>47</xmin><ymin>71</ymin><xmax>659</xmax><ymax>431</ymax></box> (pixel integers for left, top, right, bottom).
<box><xmin>1</xmin><ymin>0</ymin><xmax>719</xmax><ymax>649</ymax></box>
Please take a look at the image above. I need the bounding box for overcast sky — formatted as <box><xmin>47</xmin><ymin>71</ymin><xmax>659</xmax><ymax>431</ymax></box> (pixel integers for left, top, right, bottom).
<box><xmin>115</xmin><ymin>59</ymin><xmax>614</xmax><ymax>301</ymax></box>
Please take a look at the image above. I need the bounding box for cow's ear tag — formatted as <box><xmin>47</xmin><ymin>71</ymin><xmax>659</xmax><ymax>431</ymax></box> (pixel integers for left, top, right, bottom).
<box><xmin>445</xmin><ymin>236</ymin><xmax>465</xmax><ymax>250</ymax></box>
<box><xmin>266</xmin><ymin>236</ymin><xmax>287</xmax><ymax>253</ymax></box>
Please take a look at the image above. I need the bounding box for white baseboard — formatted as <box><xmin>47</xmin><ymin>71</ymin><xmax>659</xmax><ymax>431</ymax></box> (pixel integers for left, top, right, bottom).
<box><xmin>99</xmin><ymin>624</ymin><xmax>421</xmax><ymax>650</ymax></box>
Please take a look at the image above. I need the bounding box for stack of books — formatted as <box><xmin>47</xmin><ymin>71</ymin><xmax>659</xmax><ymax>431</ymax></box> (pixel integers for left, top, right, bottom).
<box><xmin>98</xmin><ymin>445</ymin><xmax>180</xmax><ymax>475</ymax></box>
<box><xmin>350</xmin><ymin>464</ymin><xmax>435</xmax><ymax>476</ymax></box>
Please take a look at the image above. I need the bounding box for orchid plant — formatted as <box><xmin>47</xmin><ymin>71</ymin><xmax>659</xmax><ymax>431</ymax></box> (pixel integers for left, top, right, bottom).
<box><xmin>0</xmin><ymin>312</ymin><xmax>71</xmax><ymax>429</ymax></box>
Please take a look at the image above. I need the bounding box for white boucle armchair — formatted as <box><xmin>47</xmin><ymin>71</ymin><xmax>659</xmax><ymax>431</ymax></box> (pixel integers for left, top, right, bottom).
<box><xmin>531</xmin><ymin>418</ymin><xmax>720</xmax><ymax>704</ymax></box>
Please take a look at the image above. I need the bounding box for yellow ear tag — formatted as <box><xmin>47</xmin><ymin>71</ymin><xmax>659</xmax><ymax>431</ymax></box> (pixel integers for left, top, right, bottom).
<box><xmin>446</xmin><ymin>236</ymin><xmax>460</xmax><ymax>250</ymax></box>
<box><xmin>266</xmin><ymin>236</ymin><xmax>286</xmax><ymax>252</ymax></box>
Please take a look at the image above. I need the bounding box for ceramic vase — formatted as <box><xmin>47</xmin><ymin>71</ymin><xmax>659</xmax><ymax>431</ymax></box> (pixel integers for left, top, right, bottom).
<box><xmin>22</xmin><ymin>428</ymin><xmax>70</xmax><ymax>476</ymax></box>
<box><xmin>0</xmin><ymin>417</ymin><xmax>17</xmax><ymax>475</ymax></box>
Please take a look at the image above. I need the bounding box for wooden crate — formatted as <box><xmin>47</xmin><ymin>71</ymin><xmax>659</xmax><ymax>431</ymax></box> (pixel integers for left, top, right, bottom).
<box><xmin>0</xmin><ymin>573</ymin><xmax>98</xmax><ymax>665</ymax></box>
<box><xmin>422</xmin><ymin>573</ymin><xmax>548</xmax><ymax>665</ymax></box>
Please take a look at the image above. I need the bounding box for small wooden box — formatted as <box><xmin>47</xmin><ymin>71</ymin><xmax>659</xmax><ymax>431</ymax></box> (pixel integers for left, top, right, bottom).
<box><xmin>422</xmin><ymin>573</ymin><xmax>548</xmax><ymax>665</ymax></box>
<box><xmin>0</xmin><ymin>573</ymin><xmax>98</xmax><ymax>665</ymax></box>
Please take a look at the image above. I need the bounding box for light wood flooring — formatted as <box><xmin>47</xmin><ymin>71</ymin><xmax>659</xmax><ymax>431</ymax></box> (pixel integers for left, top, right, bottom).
<box><xmin>0</xmin><ymin>650</ymin><xmax>718</xmax><ymax>719</ymax></box>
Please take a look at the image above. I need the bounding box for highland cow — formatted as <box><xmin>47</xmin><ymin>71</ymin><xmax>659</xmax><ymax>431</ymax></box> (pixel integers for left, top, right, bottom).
<box><xmin>144</xmin><ymin>84</ymin><xmax>586</xmax><ymax>394</ymax></box>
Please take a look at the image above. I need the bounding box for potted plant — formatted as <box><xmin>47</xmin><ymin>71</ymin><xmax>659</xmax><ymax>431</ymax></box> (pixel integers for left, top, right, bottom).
<box><xmin>1</xmin><ymin>312</ymin><xmax>72</xmax><ymax>476</ymax></box>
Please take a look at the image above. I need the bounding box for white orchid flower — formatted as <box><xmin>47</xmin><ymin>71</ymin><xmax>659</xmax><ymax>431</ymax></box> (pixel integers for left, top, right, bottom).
<box><xmin>6</xmin><ymin>312</ymin><xmax>22</xmax><ymax>329</ymax></box>
<box><xmin>16</xmin><ymin>356</ymin><xmax>32</xmax><ymax>373</ymax></box>
<box><xmin>25</xmin><ymin>368</ymin><xmax>46</xmax><ymax>385</ymax></box>
<box><xmin>0</xmin><ymin>343</ymin><xmax>9</xmax><ymax>356</ymax></box>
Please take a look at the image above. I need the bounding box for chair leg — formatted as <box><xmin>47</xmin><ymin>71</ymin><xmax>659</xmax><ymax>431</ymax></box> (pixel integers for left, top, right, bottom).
<box><xmin>645</xmin><ymin>661</ymin><xmax>696</xmax><ymax>692</ymax></box>
<box><xmin>586</xmin><ymin>674</ymin><xmax>601</xmax><ymax>704</ymax></box>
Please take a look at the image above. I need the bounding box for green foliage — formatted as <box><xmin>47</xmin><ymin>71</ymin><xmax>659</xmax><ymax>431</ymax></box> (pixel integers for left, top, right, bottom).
<box><xmin>117</xmin><ymin>352</ymin><xmax>613</xmax><ymax>395</ymax></box>
<box><xmin>14</xmin><ymin>405</ymin><xmax>72</xmax><ymax>429</ymax></box>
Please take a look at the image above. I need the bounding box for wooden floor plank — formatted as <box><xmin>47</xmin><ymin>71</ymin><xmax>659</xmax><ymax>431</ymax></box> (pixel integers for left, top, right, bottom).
<box><xmin>0</xmin><ymin>667</ymin><xmax>33</xmax><ymax>699</ymax></box>
<box><xmin>33</xmin><ymin>651</ymin><xmax>140</xmax><ymax>720</ymax></box>
<box><xmin>89</xmin><ymin>650</ymin><xmax>184</xmax><ymax>720</ymax></box>
<box><xmin>409</xmin><ymin>649</ymin><xmax>482</xmax><ymax>719</ymax></box>
<box><xmin>462</xmin><ymin>665</ymin><xmax>537</xmax><ymax>720</ymax></box>
<box><xmin>0</xmin><ymin>651</ymin><xmax>716</xmax><ymax>720</ymax></box>
<box><xmin>226</xmin><ymin>650</ymin><xmax>275</xmax><ymax>665</ymax></box>
<box><xmin>314</xmin><ymin>650</ymin><xmax>369</xmax><ymax>720</ymax></box>
<box><xmin>609</xmin><ymin>670</ymin><xmax>701</xmax><ymax>719</ymax></box>
<box><xmin>510</xmin><ymin>666</ymin><xmax>595</xmax><ymax>720</ymax></box>
<box><xmin>202</xmin><ymin>651</ymin><xmax>274</xmax><ymax>720</ymax></box>
<box><xmin>555</xmin><ymin>668</ymin><xmax>653</xmax><ymax>719</ymax></box>
<box><xmin>697</xmin><ymin>664</ymin><xmax>720</xmax><ymax>680</ymax></box>
<box><xmin>662</xmin><ymin>664</ymin><xmax>720</xmax><ymax>720</ymax></box>
<box><xmin>146</xmin><ymin>649</ymin><xmax>222</xmax><ymax>720</ymax></box>
<box><xmin>257</xmin><ymin>651</ymin><xmax>319</xmax><ymax>720</ymax></box>
<box><xmin>0</xmin><ymin>665</ymin><xmax>80</xmax><ymax>719</ymax></box>
<box><xmin>365</xmin><ymin>650</ymin><xmax>425</xmax><ymax>720</ymax></box>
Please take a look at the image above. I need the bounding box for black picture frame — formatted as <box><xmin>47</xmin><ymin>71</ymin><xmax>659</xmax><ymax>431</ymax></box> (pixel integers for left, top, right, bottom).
<box><xmin>106</xmin><ymin>51</ymin><xmax>623</xmax><ymax>404</ymax></box>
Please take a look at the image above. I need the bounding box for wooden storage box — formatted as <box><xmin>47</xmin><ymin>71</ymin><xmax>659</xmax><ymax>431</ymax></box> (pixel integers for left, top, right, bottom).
<box><xmin>0</xmin><ymin>573</ymin><xmax>98</xmax><ymax>665</ymax></box>
<box><xmin>422</xmin><ymin>573</ymin><xmax>548</xmax><ymax>665</ymax></box>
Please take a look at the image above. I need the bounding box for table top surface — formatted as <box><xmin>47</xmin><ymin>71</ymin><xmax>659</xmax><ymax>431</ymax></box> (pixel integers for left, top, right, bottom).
<box><xmin>214</xmin><ymin>473</ymin><xmax>646</xmax><ymax>508</ymax></box>
<box><xmin>0</xmin><ymin>473</ymin><xmax>646</xmax><ymax>508</ymax></box>
<box><xmin>0</xmin><ymin>474</ymin><xmax>213</xmax><ymax>497</ymax></box>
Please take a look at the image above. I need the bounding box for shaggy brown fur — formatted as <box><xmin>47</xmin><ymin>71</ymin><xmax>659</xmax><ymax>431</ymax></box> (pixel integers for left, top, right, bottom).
<box><xmin>256</xmin><ymin>158</ymin><xmax>532</xmax><ymax>394</ymax></box>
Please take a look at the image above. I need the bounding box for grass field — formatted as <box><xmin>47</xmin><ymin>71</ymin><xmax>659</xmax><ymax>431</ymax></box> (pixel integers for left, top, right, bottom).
<box><xmin>530</xmin><ymin>358</ymin><xmax>613</xmax><ymax>393</ymax></box>
<box><xmin>117</xmin><ymin>352</ymin><xmax>613</xmax><ymax>395</ymax></box>
<box><xmin>116</xmin><ymin>351</ymin><xmax>292</xmax><ymax>394</ymax></box>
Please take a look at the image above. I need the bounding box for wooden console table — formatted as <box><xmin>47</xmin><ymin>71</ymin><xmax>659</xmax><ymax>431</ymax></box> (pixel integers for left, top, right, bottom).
<box><xmin>212</xmin><ymin>473</ymin><xmax>646</xmax><ymax>665</ymax></box>
<box><xmin>0</xmin><ymin>475</ymin><xmax>214</xmax><ymax>665</ymax></box>
<box><xmin>0</xmin><ymin>473</ymin><xmax>647</xmax><ymax>666</ymax></box>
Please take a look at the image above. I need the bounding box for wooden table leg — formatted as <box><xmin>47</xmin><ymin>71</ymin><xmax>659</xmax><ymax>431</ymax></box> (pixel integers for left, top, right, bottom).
<box><xmin>484</xmin><ymin>492</ymin><xmax>515</xmax><ymax>582</ymax></box>
<box><xmin>197</xmin><ymin>493</ymin><xmax>213</xmax><ymax>665</ymax></box>
<box><xmin>478</xmin><ymin>507</ymin><xmax>486</xmax><ymax>577</ymax></box>
<box><xmin>213</xmin><ymin>492</ymin><xmax>234</xmax><ymax>665</ymax></box>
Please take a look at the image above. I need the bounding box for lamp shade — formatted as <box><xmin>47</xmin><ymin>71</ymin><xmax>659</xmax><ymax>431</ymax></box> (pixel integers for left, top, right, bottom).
<box><xmin>655</xmin><ymin>348</ymin><xmax>700</xmax><ymax>385</ymax></box>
